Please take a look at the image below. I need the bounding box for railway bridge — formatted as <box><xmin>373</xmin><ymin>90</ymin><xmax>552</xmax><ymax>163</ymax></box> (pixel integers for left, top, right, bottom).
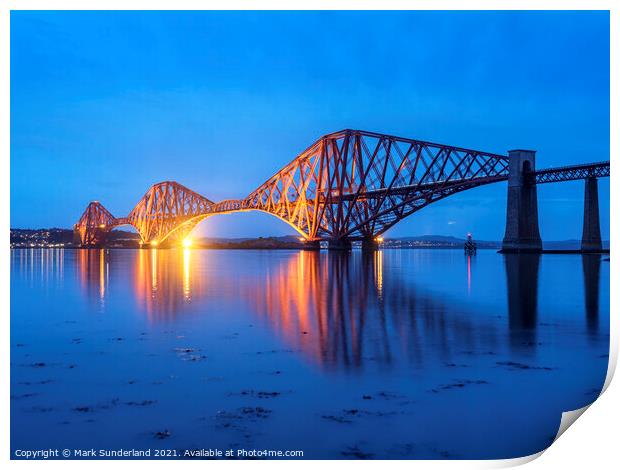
<box><xmin>74</xmin><ymin>129</ymin><xmax>610</xmax><ymax>252</ymax></box>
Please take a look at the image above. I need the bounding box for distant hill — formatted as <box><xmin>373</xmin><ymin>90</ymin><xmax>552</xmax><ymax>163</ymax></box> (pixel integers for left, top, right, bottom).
<box><xmin>542</xmin><ymin>239</ymin><xmax>610</xmax><ymax>250</ymax></box>
<box><xmin>384</xmin><ymin>235</ymin><xmax>500</xmax><ymax>249</ymax></box>
<box><xmin>9</xmin><ymin>228</ymin><xmax>609</xmax><ymax>250</ymax></box>
<box><xmin>10</xmin><ymin>228</ymin><xmax>139</xmax><ymax>248</ymax></box>
<box><xmin>385</xmin><ymin>235</ymin><xmax>609</xmax><ymax>250</ymax></box>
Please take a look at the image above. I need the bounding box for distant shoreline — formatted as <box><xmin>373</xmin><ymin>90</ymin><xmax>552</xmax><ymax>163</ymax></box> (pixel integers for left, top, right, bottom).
<box><xmin>10</xmin><ymin>245</ymin><xmax>503</xmax><ymax>251</ymax></box>
<box><xmin>9</xmin><ymin>228</ymin><xmax>609</xmax><ymax>251</ymax></box>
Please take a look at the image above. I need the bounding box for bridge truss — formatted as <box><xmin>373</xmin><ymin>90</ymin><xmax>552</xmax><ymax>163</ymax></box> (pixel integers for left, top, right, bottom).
<box><xmin>532</xmin><ymin>161</ymin><xmax>610</xmax><ymax>184</ymax></box>
<box><xmin>73</xmin><ymin>129</ymin><xmax>610</xmax><ymax>247</ymax></box>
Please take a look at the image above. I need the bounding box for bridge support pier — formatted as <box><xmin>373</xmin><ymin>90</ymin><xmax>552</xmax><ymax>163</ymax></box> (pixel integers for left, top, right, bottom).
<box><xmin>328</xmin><ymin>238</ymin><xmax>352</xmax><ymax>251</ymax></box>
<box><xmin>501</xmin><ymin>149</ymin><xmax>542</xmax><ymax>253</ymax></box>
<box><xmin>361</xmin><ymin>237</ymin><xmax>380</xmax><ymax>251</ymax></box>
<box><xmin>140</xmin><ymin>241</ymin><xmax>161</xmax><ymax>249</ymax></box>
<box><xmin>301</xmin><ymin>240</ymin><xmax>321</xmax><ymax>250</ymax></box>
<box><xmin>581</xmin><ymin>177</ymin><xmax>602</xmax><ymax>252</ymax></box>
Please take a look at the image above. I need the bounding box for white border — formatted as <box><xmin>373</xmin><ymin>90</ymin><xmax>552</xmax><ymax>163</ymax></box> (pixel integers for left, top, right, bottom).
<box><xmin>2</xmin><ymin>2</ymin><xmax>616</xmax><ymax>468</ymax></box>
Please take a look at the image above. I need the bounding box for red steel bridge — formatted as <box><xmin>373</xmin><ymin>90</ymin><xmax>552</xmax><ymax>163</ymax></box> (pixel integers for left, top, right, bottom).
<box><xmin>74</xmin><ymin>129</ymin><xmax>610</xmax><ymax>252</ymax></box>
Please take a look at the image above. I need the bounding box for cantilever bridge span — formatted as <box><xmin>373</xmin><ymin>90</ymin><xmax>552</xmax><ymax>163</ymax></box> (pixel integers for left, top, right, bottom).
<box><xmin>74</xmin><ymin>129</ymin><xmax>610</xmax><ymax>252</ymax></box>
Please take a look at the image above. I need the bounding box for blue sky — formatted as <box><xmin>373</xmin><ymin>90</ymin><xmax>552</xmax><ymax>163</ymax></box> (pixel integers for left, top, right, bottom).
<box><xmin>10</xmin><ymin>10</ymin><xmax>609</xmax><ymax>240</ymax></box>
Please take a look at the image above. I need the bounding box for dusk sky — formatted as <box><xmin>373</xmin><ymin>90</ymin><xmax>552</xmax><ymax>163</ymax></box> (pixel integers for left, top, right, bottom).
<box><xmin>11</xmin><ymin>10</ymin><xmax>609</xmax><ymax>240</ymax></box>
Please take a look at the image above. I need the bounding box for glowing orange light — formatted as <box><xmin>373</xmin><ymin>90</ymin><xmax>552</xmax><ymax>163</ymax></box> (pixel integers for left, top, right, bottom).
<box><xmin>375</xmin><ymin>236</ymin><xmax>384</xmax><ymax>243</ymax></box>
<box><xmin>182</xmin><ymin>238</ymin><xmax>192</xmax><ymax>248</ymax></box>
<box><xmin>151</xmin><ymin>240</ymin><xmax>159</xmax><ymax>247</ymax></box>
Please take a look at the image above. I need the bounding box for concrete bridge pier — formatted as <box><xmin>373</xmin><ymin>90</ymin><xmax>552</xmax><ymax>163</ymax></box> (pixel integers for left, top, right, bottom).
<box><xmin>72</xmin><ymin>229</ymin><xmax>81</xmax><ymax>246</ymax></box>
<box><xmin>139</xmin><ymin>241</ymin><xmax>160</xmax><ymax>249</ymax></box>
<box><xmin>360</xmin><ymin>237</ymin><xmax>380</xmax><ymax>251</ymax></box>
<box><xmin>581</xmin><ymin>177</ymin><xmax>602</xmax><ymax>252</ymax></box>
<box><xmin>501</xmin><ymin>149</ymin><xmax>542</xmax><ymax>253</ymax></box>
<box><xmin>328</xmin><ymin>238</ymin><xmax>352</xmax><ymax>251</ymax></box>
<box><xmin>301</xmin><ymin>240</ymin><xmax>321</xmax><ymax>250</ymax></box>
<box><xmin>74</xmin><ymin>226</ymin><xmax>110</xmax><ymax>248</ymax></box>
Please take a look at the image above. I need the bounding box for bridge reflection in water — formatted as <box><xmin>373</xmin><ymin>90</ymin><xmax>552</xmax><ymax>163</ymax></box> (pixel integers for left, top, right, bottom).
<box><xmin>58</xmin><ymin>248</ymin><xmax>604</xmax><ymax>370</ymax></box>
<box><xmin>582</xmin><ymin>254</ymin><xmax>602</xmax><ymax>334</ymax></box>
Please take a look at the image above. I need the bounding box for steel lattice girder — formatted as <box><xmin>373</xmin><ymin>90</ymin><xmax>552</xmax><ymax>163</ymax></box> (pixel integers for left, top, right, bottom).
<box><xmin>72</xmin><ymin>129</ymin><xmax>610</xmax><ymax>246</ymax></box>
<box><xmin>241</xmin><ymin>130</ymin><xmax>510</xmax><ymax>240</ymax></box>
<box><xmin>533</xmin><ymin>161</ymin><xmax>610</xmax><ymax>184</ymax></box>
<box><xmin>127</xmin><ymin>181</ymin><xmax>214</xmax><ymax>243</ymax></box>
<box><xmin>74</xmin><ymin>201</ymin><xmax>117</xmax><ymax>245</ymax></box>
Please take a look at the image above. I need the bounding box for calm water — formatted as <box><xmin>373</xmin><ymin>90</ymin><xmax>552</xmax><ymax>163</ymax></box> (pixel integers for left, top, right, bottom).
<box><xmin>10</xmin><ymin>248</ymin><xmax>609</xmax><ymax>459</ymax></box>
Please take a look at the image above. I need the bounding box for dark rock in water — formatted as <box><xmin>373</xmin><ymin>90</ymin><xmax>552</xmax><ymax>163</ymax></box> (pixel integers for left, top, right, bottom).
<box><xmin>73</xmin><ymin>405</ymin><xmax>93</xmax><ymax>413</ymax></box>
<box><xmin>252</xmin><ymin>349</ymin><xmax>295</xmax><ymax>356</ymax></box>
<box><xmin>322</xmin><ymin>415</ymin><xmax>353</xmax><ymax>424</ymax></box>
<box><xmin>18</xmin><ymin>379</ymin><xmax>53</xmax><ymax>386</ymax></box>
<box><xmin>445</xmin><ymin>363</ymin><xmax>470</xmax><ymax>368</ymax></box>
<box><xmin>30</xmin><ymin>362</ymin><xmax>46</xmax><ymax>368</ymax></box>
<box><xmin>125</xmin><ymin>400</ymin><xmax>157</xmax><ymax>407</ymax></box>
<box><xmin>27</xmin><ymin>406</ymin><xmax>54</xmax><ymax>413</ymax></box>
<box><xmin>214</xmin><ymin>406</ymin><xmax>273</xmax><ymax>428</ymax></box>
<box><xmin>239</xmin><ymin>407</ymin><xmax>271</xmax><ymax>419</ymax></box>
<box><xmin>496</xmin><ymin>361</ymin><xmax>554</xmax><ymax>371</ymax></box>
<box><xmin>11</xmin><ymin>393</ymin><xmax>38</xmax><ymax>400</ymax></box>
<box><xmin>341</xmin><ymin>446</ymin><xmax>374</xmax><ymax>459</ymax></box>
<box><xmin>235</xmin><ymin>390</ymin><xmax>281</xmax><ymax>399</ymax></box>
<box><xmin>362</xmin><ymin>395</ymin><xmax>372</xmax><ymax>400</ymax></box>
<box><xmin>390</xmin><ymin>443</ymin><xmax>417</xmax><ymax>457</ymax></box>
<box><xmin>429</xmin><ymin>379</ymin><xmax>489</xmax><ymax>393</ymax></box>
<box><xmin>72</xmin><ymin>398</ymin><xmax>120</xmax><ymax>413</ymax></box>
<box><xmin>375</xmin><ymin>391</ymin><xmax>406</xmax><ymax>400</ymax></box>
<box><xmin>154</xmin><ymin>430</ymin><xmax>171</xmax><ymax>440</ymax></box>
<box><xmin>174</xmin><ymin>347</ymin><xmax>207</xmax><ymax>362</ymax></box>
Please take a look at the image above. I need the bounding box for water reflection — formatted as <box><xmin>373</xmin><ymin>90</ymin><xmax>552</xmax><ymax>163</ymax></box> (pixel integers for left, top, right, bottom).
<box><xmin>66</xmin><ymin>248</ymin><xmax>507</xmax><ymax>369</ymax></box>
<box><xmin>244</xmin><ymin>251</ymin><xmax>504</xmax><ymax>370</ymax></box>
<box><xmin>75</xmin><ymin>249</ymin><xmax>109</xmax><ymax>306</ymax></box>
<box><xmin>12</xmin><ymin>248</ymin><xmax>604</xmax><ymax>370</ymax></box>
<box><xmin>582</xmin><ymin>254</ymin><xmax>601</xmax><ymax>334</ymax></box>
<box><xmin>10</xmin><ymin>248</ymin><xmax>65</xmax><ymax>286</ymax></box>
<box><xmin>9</xmin><ymin>248</ymin><xmax>610</xmax><ymax>458</ymax></box>
<box><xmin>133</xmin><ymin>249</ymin><xmax>205</xmax><ymax>322</ymax></box>
<box><xmin>503</xmin><ymin>254</ymin><xmax>540</xmax><ymax>351</ymax></box>
<box><xmin>466</xmin><ymin>254</ymin><xmax>476</xmax><ymax>295</ymax></box>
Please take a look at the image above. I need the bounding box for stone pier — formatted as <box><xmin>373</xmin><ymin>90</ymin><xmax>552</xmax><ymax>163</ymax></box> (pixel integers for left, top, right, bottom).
<box><xmin>360</xmin><ymin>237</ymin><xmax>380</xmax><ymax>251</ymax></box>
<box><xmin>328</xmin><ymin>238</ymin><xmax>352</xmax><ymax>251</ymax></box>
<box><xmin>581</xmin><ymin>177</ymin><xmax>602</xmax><ymax>252</ymax></box>
<box><xmin>301</xmin><ymin>240</ymin><xmax>321</xmax><ymax>250</ymax></box>
<box><xmin>501</xmin><ymin>149</ymin><xmax>542</xmax><ymax>253</ymax></box>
